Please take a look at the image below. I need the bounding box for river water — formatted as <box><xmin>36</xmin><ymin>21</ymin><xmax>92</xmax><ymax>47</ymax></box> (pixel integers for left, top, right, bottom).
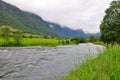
<box><xmin>0</xmin><ymin>43</ymin><xmax>103</xmax><ymax>80</ymax></box>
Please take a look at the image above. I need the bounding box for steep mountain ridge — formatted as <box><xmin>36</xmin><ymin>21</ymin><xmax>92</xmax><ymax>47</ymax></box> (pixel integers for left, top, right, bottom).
<box><xmin>0</xmin><ymin>0</ymin><xmax>100</xmax><ymax>38</ymax></box>
<box><xmin>0</xmin><ymin>0</ymin><xmax>56</xmax><ymax>35</ymax></box>
<box><xmin>47</xmin><ymin>22</ymin><xmax>100</xmax><ymax>38</ymax></box>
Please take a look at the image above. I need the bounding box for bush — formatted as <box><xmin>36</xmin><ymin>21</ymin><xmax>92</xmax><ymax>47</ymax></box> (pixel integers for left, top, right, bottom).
<box><xmin>12</xmin><ymin>30</ymin><xmax>22</xmax><ymax>45</ymax></box>
<box><xmin>71</xmin><ymin>36</ymin><xmax>85</xmax><ymax>44</ymax></box>
<box><xmin>0</xmin><ymin>26</ymin><xmax>10</xmax><ymax>46</ymax></box>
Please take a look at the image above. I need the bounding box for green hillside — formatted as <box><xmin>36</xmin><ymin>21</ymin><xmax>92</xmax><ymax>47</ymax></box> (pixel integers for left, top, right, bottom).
<box><xmin>0</xmin><ymin>0</ymin><xmax>100</xmax><ymax>38</ymax></box>
<box><xmin>0</xmin><ymin>0</ymin><xmax>57</xmax><ymax>36</ymax></box>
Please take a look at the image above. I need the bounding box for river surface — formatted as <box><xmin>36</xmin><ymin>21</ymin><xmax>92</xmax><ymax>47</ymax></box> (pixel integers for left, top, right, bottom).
<box><xmin>0</xmin><ymin>43</ymin><xmax>103</xmax><ymax>80</ymax></box>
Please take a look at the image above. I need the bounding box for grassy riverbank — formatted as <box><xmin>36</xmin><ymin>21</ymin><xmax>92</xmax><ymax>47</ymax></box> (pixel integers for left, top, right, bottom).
<box><xmin>21</xmin><ymin>38</ymin><xmax>61</xmax><ymax>46</ymax></box>
<box><xmin>62</xmin><ymin>45</ymin><xmax>120</xmax><ymax>80</ymax></box>
<box><xmin>0</xmin><ymin>38</ymin><xmax>72</xmax><ymax>47</ymax></box>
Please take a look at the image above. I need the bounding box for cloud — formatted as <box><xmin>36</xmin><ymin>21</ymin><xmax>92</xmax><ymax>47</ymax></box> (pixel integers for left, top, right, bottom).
<box><xmin>3</xmin><ymin>0</ymin><xmax>112</xmax><ymax>33</ymax></box>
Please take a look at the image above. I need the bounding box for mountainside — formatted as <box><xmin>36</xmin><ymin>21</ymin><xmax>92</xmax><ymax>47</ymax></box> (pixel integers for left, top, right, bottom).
<box><xmin>47</xmin><ymin>22</ymin><xmax>100</xmax><ymax>38</ymax></box>
<box><xmin>0</xmin><ymin>0</ymin><xmax>57</xmax><ymax>36</ymax></box>
<box><xmin>0</xmin><ymin>0</ymin><xmax>100</xmax><ymax>38</ymax></box>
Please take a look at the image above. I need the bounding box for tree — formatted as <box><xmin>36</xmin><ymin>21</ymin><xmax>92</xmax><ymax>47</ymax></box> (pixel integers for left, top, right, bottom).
<box><xmin>13</xmin><ymin>30</ymin><xmax>22</xmax><ymax>45</ymax></box>
<box><xmin>89</xmin><ymin>35</ymin><xmax>95</xmax><ymax>42</ymax></box>
<box><xmin>71</xmin><ymin>36</ymin><xmax>85</xmax><ymax>44</ymax></box>
<box><xmin>66</xmin><ymin>40</ymin><xmax>70</xmax><ymax>44</ymax></box>
<box><xmin>100</xmin><ymin>0</ymin><xmax>120</xmax><ymax>43</ymax></box>
<box><xmin>0</xmin><ymin>26</ymin><xmax>10</xmax><ymax>46</ymax></box>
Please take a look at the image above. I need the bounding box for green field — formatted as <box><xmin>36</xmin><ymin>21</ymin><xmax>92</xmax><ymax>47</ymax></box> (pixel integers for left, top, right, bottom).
<box><xmin>62</xmin><ymin>45</ymin><xmax>120</xmax><ymax>80</ymax></box>
<box><xmin>21</xmin><ymin>38</ymin><xmax>61</xmax><ymax>46</ymax></box>
<box><xmin>0</xmin><ymin>38</ymin><xmax>71</xmax><ymax>47</ymax></box>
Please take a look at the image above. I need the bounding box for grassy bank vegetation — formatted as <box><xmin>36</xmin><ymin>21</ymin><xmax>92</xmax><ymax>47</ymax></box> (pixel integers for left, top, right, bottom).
<box><xmin>21</xmin><ymin>38</ymin><xmax>60</xmax><ymax>46</ymax></box>
<box><xmin>0</xmin><ymin>26</ymin><xmax>74</xmax><ymax>47</ymax></box>
<box><xmin>0</xmin><ymin>38</ymin><xmax>73</xmax><ymax>47</ymax></box>
<box><xmin>21</xmin><ymin>38</ymin><xmax>72</xmax><ymax>46</ymax></box>
<box><xmin>62</xmin><ymin>44</ymin><xmax>120</xmax><ymax>80</ymax></box>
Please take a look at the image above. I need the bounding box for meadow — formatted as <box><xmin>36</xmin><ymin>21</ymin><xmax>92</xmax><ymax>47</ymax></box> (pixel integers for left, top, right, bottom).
<box><xmin>21</xmin><ymin>38</ymin><xmax>61</xmax><ymax>46</ymax></box>
<box><xmin>62</xmin><ymin>44</ymin><xmax>120</xmax><ymax>80</ymax></box>
<box><xmin>0</xmin><ymin>38</ymin><xmax>71</xmax><ymax>47</ymax></box>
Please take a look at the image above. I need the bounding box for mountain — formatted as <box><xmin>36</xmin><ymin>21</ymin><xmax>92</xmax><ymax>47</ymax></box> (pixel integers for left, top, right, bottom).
<box><xmin>47</xmin><ymin>22</ymin><xmax>100</xmax><ymax>38</ymax></box>
<box><xmin>47</xmin><ymin>22</ymin><xmax>86</xmax><ymax>37</ymax></box>
<box><xmin>0</xmin><ymin>0</ymin><xmax>57</xmax><ymax>36</ymax></box>
<box><xmin>0</xmin><ymin>0</ymin><xmax>100</xmax><ymax>38</ymax></box>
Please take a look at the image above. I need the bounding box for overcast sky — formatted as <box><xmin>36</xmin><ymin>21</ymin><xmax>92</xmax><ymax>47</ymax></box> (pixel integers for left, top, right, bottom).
<box><xmin>3</xmin><ymin>0</ymin><xmax>112</xmax><ymax>33</ymax></box>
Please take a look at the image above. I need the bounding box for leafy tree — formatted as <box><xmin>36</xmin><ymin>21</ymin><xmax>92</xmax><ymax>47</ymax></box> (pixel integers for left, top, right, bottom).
<box><xmin>66</xmin><ymin>40</ymin><xmax>70</xmax><ymax>44</ymax></box>
<box><xmin>100</xmin><ymin>0</ymin><xmax>120</xmax><ymax>43</ymax></box>
<box><xmin>13</xmin><ymin>30</ymin><xmax>23</xmax><ymax>45</ymax></box>
<box><xmin>61</xmin><ymin>40</ymin><xmax>65</xmax><ymax>45</ymax></box>
<box><xmin>71</xmin><ymin>36</ymin><xmax>85</xmax><ymax>44</ymax></box>
<box><xmin>89</xmin><ymin>35</ymin><xmax>95</xmax><ymax>42</ymax></box>
<box><xmin>0</xmin><ymin>26</ymin><xmax>10</xmax><ymax>46</ymax></box>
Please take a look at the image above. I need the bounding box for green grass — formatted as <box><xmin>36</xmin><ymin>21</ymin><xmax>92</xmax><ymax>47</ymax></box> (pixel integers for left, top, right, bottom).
<box><xmin>0</xmin><ymin>38</ymin><xmax>71</xmax><ymax>47</ymax></box>
<box><xmin>62</xmin><ymin>45</ymin><xmax>120</xmax><ymax>80</ymax></box>
<box><xmin>21</xmin><ymin>38</ymin><xmax>60</xmax><ymax>46</ymax></box>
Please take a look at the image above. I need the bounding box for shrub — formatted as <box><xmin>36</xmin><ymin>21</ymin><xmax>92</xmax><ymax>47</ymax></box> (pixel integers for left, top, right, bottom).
<box><xmin>71</xmin><ymin>36</ymin><xmax>85</xmax><ymax>44</ymax></box>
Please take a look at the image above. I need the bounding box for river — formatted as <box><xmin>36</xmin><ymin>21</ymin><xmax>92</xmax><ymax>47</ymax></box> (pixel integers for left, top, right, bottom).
<box><xmin>0</xmin><ymin>43</ymin><xmax>103</xmax><ymax>80</ymax></box>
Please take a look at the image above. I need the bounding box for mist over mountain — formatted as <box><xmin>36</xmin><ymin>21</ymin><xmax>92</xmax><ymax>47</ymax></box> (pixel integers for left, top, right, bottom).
<box><xmin>0</xmin><ymin>0</ymin><xmax>100</xmax><ymax>38</ymax></box>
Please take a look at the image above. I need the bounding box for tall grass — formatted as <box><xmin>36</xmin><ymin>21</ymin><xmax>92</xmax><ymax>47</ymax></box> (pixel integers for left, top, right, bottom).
<box><xmin>62</xmin><ymin>45</ymin><xmax>120</xmax><ymax>80</ymax></box>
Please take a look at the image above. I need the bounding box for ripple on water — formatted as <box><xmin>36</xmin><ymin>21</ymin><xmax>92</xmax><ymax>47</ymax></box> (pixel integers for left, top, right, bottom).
<box><xmin>0</xmin><ymin>44</ymin><xmax>104</xmax><ymax>80</ymax></box>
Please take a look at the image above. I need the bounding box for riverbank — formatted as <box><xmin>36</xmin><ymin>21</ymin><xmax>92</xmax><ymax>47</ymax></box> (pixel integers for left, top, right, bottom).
<box><xmin>62</xmin><ymin>44</ymin><xmax>120</xmax><ymax>80</ymax></box>
<box><xmin>0</xmin><ymin>38</ymin><xmax>72</xmax><ymax>47</ymax></box>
